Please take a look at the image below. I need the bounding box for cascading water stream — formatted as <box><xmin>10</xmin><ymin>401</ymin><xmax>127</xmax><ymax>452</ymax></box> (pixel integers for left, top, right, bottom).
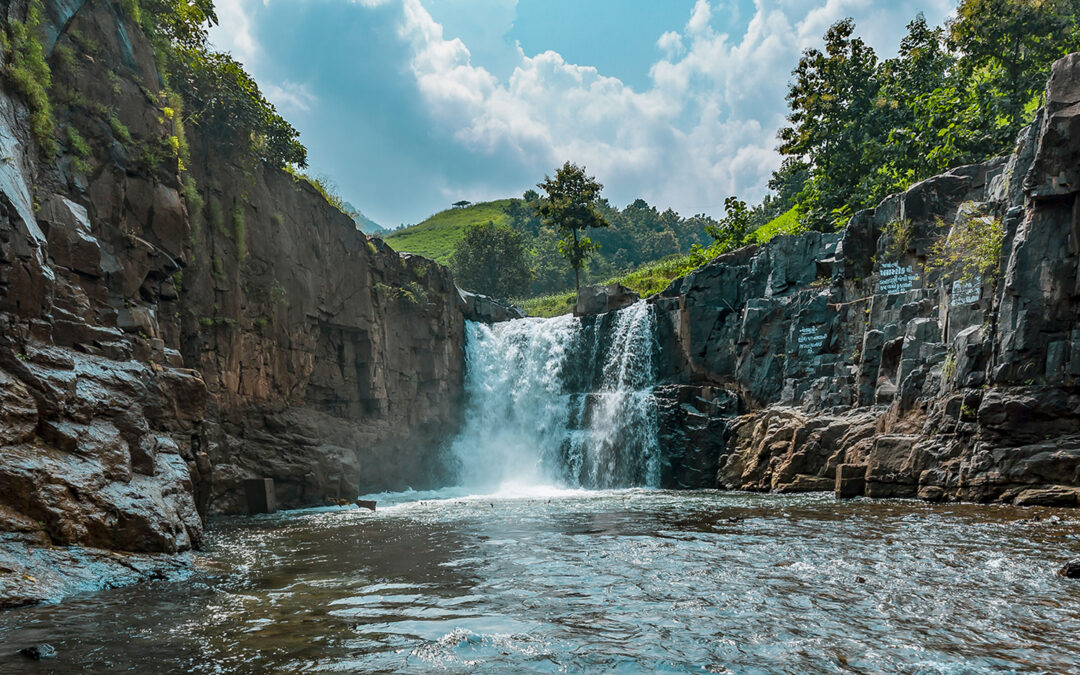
<box><xmin>448</xmin><ymin>300</ymin><xmax>661</xmax><ymax>491</ymax></box>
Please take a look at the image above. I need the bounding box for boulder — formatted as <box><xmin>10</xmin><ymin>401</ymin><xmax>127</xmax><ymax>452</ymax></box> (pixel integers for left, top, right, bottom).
<box><xmin>575</xmin><ymin>283</ymin><xmax>640</xmax><ymax>316</ymax></box>
<box><xmin>458</xmin><ymin>289</ymin><xmax>526</xmax><ymax>323</ymax></box>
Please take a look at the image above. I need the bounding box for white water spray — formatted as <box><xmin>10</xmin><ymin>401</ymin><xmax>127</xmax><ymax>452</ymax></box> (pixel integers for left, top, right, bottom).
<box><xmin>448</xmin><ymin>300</ymin><xmax>661</xmax><ymax>491</ymax></box>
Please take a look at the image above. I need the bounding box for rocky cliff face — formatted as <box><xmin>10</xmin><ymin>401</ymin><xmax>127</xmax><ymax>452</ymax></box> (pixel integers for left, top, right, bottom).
<box><xmin>0</xmin><ymin>0</ymin><xmax>470</xmax><ymax>606</ymax></box>
<box><xmin>642</xmin><ymin>53</ymin><xmax>1080</xmax><ymax>506</ymax></box>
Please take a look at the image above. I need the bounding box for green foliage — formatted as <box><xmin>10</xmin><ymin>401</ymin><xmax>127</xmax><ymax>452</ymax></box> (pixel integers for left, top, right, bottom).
<box><xmin>107</xmin><ymin>114</ymin><xmax>133</xmax><ymax>146</ymax></box>
<box><xmin>779</xmin><ymin>18</ymin><xmax>879</xmax><ymax>231</ymax></box>
<box><xmin>388</xmin><ymin>195</ymin><xmax>720</xmax><ymax>296</ymax></box>
<box><xmin>170</xmin><ymin>48</ymin><xmax>305</xmax><ymax>167</ymax></box>
<box><xmin>771</xmin><ymin>4</ymin><xmax>1080</xmax><ymax>233</ymax></box>
<box><xmin>883</xmin><ymin>219</ymin><xmax>914</xmax><ymax>259</ymax></box>
<box><xmin>270</xmin><ymin>279</ymin><xmax>286</xmax><ymax>304</ymax></box>
<box><xmin>519</xmin><ymin>244</ymin><xmax>722</xmax><ymax>317</ymax></box>
<box><xmin>450</xmin><ymin>220</ymin><xmax>532</xmax><ymax>299</ymax></box>
<box><xmin>2</xmin><ymin>0</ymin><xmax>55</xmax><ymax>155</ymax></box>
<box><xmin>131</xmin><ymin>0</ymin><xmax>306</xmax><ymax>168</ymax></box>
<box><xmin>926</xmin><ymin>209</ymin><xmax>1005</xmax><ymax>283</ymax></box>
<box><xmin>536</xmin><ymin>162</ymin><xmax>611</xmax><ymax>290</ymax></box>
<box><xmin>66</xmin><ymin>126</ymin><xmax>92</xmax><ymax>176</ymax></box>
<box><xmin>706</xmin><ymin>196</ymin><xmax>752</xmax><ymax>253</ymax></box>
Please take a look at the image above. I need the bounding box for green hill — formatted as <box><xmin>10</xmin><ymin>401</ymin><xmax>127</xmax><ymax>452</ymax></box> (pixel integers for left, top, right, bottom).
<box><xmin>383</xmin><ymin>200</ymin><xmax>515</xmax><ymax>264</ymax></box>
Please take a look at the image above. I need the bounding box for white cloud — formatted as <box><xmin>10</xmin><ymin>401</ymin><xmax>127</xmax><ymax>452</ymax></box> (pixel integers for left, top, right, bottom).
<box><xmin>208</xmin><ymin>0</ymin><xmax>260</xmax><ymax>66</ymax></box>
<box><xmin>263</xmin><ymin>81</ymin><xmax>318</xmax><ymax>113</ymax></box>
<box><xmin>386</xmin><ymin>0</ymin><xmax>954</xmax><ymax>214</ymax></box>
<box><xmin>208</xmin><ymin>0</ymin><xmax>955</xmax><ymax>219</ymax></box>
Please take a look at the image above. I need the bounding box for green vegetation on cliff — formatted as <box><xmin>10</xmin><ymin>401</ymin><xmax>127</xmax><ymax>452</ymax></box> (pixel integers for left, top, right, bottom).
<box><xmin>766</xmin><ymin>0</ymin><xmax>1080</xmax><ymax>232</ymax></box>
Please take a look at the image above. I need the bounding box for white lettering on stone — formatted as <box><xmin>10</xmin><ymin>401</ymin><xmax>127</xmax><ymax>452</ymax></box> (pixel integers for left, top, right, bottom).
<box><xmin>877</xmin><ymin>261</ymin><xmax>919</xmax><ymax>295</ymax></box>
<box><xmin>950</xmin><ymin>277</ymin><xmax>981</xmax><ymax>306</ymax></box>
<box><xmin>797</xmin><ymin>326</ymin><xmax>826</xmax><ymax>352</ymax></box>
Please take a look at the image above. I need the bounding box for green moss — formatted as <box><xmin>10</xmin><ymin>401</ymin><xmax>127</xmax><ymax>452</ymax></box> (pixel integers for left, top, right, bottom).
<box><xmin>232</xmin><ymin>204</ymin><xmax>246</xmax><ymax>261</ymax></box>
<box><xmin>198</xmin><ymin>316</ymin><xmax>213</xmax><ymax>327</ymax></box>
<box><xmin>183</xmin><ymin>175</ymin><xmax>204</xmax><ymax>233</ymax></box>
<box><xmin>207</xmin><ymin>197</ymin><xmax>225</xmax><ymax>236</ymax></box>
<box><xmin>108</xmin><ymin>114</ymin><xmax>132</xmax><ymax>145</ymax></box>
<box><xmin>66</xmin><ymin>125</ymin><xmax>90</xmax><ymax>157</ymax></box>
<box><xmin>66</xmin><ymin>125</ymin><xmax>91</xmax><ymax>177</ymax></box>
<box><xmin>54</xmin><ymin>44</ymin><xmax>76</xmax><ymax>72</ymax></box>
<box><xmin>106</xmin><ymin>70</ymin><xmax>122</xmax><ymax>96</ymax></box>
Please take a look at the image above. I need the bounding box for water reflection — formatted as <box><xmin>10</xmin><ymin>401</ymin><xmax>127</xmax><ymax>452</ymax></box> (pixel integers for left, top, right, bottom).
<box><xmin>2</xmin><ymin>490</ymin><xmax>1080</xmax><ymax>673</ymax></box>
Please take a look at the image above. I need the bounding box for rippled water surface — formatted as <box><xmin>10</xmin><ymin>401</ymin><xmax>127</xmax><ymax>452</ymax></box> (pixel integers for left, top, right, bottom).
<box><xmin>4</xmin><ymin>490</ymin><xmax>1080</xmax><ymax>673</ymax></box>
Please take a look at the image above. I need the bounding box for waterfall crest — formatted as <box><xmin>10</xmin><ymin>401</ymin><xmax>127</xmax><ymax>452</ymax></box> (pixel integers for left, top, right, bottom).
<box><xmin>448</xmin><ymin>300</ymin><xmax>660</xmax><ymax>491</ymax></box>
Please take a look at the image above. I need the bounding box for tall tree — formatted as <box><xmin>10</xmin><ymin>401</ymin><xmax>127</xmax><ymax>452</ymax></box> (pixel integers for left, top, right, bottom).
<box><xmin>706</xmin><ymin>197</ymin><xmax>752</xmax><ymax>254</ymax></box>
<box><xmin>536</xmin><ymin>162</ymin><xmax>610</xmax><ymax>291</ymax></box>
<box><xmin>778</xmin><ymin>18</ymin><xmax>881</xmax><ymax>230</ymax></box>
<box><xmin>450</xmin><ymin>221</ymin><xmax>532</xmax><ymax>299</ymax></box>
<box><xmin>949</xmin><ymin>0</ymin><xmax>1080</xmax><ymax>140</ymax></box>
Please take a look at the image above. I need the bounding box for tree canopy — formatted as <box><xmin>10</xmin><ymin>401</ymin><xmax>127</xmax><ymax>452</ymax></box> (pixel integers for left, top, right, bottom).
<box><xmin>450</xmin><ymin>221</ymin><xmax>532</xmax><ymax>300</ymax></box>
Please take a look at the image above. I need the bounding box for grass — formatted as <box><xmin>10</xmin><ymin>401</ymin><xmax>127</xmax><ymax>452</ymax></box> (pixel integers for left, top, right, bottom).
<box><xmin>383</xmin><ymin>200</ymin><xmax>515</xmax><ymax>264</ymax></box>
<box><xmin>520</xmin><ymin>291</ymin><xmax>576</xmax><ymax>318</ymax></box>
<box><xmin>750</xmin><ymin>206</ymin><xmax>802</xmax><ymax>244</ymax></box>
<box><xmin>517</xmin><ymin>247</ymin><xmax>721</xmax><ymax>317</ymax></box>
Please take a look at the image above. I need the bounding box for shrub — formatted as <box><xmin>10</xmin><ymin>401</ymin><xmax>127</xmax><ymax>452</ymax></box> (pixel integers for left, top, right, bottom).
<box><xmin>926</xmin><ymin>209</ymin><xmax>1005</xmax><ymax>283</ymax></box>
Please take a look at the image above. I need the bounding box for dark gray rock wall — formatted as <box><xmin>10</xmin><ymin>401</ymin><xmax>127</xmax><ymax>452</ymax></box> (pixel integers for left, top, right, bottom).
<box><xmin>0</xmin><ymin>0</ymin><xmax>470</xmax><ymax>605</ymax></box>
<box><xmin>650</xmin><ymin>53</ymin><xmax>1080</xmax><ymax>505</ymax></box>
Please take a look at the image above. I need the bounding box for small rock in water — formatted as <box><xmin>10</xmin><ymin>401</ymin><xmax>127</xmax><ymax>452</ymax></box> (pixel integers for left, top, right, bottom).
<box><xmin>1058</xmin><ymin>560</ymin><xmax>1080</xmax><ymax>578</ymax></box>
<box><xmin>855</xmin><ymin>576</ymin><xmax>867</xmax><ymax>584</ymax></box>
<box><xmin>18</xmin><ymin>644</ymin><xmax>56</xmax><ymax>660</ymax></box>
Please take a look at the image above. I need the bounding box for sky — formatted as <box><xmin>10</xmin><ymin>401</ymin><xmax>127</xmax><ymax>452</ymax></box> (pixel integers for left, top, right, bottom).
<box><xmin>209</xmin><ymin>0</ymin><xmax>955</xmax><ymax>229</ymax></box>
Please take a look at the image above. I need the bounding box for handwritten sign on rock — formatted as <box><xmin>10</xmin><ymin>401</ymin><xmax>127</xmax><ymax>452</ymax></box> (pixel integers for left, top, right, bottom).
<box><xmin>950</xmin><ymin>277</ymin><xmax>981</xmax><ymax>306</ymax></box>
<box><xmin>877</xmin><ymin>261</ymin><xmax>919</xmax><ymax>295</ymax></box>
<box><xmin>797</xmin><ymin>326</ymin><xmax>826</xmax><ymax>353</ymax></box>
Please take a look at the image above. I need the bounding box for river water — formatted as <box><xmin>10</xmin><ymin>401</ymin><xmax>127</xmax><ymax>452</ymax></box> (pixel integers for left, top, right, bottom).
<box><xmin>5</xmin><ymin>312</ymin><xmax>1080</xmax><ymax>671</ymax></box>
<box><xmin>3</xmin><ymin>488</ymin><xmax>1080</xmax><ymax>673</ymax></box>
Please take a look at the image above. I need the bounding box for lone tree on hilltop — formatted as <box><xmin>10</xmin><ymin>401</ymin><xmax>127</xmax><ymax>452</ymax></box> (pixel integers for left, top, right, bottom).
<box><xmin>535</xmin><ymin>162</ymin><xmax>609</xmax><ymax>291</ymax></box>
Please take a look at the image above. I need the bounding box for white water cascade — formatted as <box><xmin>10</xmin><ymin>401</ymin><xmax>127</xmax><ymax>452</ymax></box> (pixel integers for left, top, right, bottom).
<box><xmin>448</xmin><ymin>300</ymin><xmax>661</xmax><ymax>491</ymax></box>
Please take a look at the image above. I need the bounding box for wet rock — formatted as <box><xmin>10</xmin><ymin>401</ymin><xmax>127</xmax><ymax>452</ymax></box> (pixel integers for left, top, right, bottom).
<box><xmin>458</xmin><ymin>289</ymin><xmax>525</xmax><ymax>323</ymax></box>
<box><xmin>1014</xmin><ymin>486</ymin><xmax>1080</xmax><ymax>507</ymax></box>
<box><xmin>1059</xmin><ymin>560</ymin><xmax>1080</xmax><ymax>579</ymax></box>
<box><xmin>835</xmin><ymin>464</ymin><xmax>867</xmax><ymax>499</ymax></box>
<box><xmin>575</xmin><ymin>282</ymin><xmax>640</xmax><ymax>316</ymax></box>
<box><xmin>17</xmin><ymin>644</ymin><xmax>56</xmax><ymax>660</ymax></box>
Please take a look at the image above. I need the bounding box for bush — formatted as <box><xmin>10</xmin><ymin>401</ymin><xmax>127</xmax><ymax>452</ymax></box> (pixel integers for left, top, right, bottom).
<box><xmin>2</xmin><ymin>0</ymin><xmax>55</xmax><ymax>154</ymax></box>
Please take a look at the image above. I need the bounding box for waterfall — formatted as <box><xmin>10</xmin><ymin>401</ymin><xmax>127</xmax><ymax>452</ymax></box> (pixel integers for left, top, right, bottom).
<box><xmin>448</xmin><ymin>300</ymin><xmax>660</xmax><ymax>491</ymax></box>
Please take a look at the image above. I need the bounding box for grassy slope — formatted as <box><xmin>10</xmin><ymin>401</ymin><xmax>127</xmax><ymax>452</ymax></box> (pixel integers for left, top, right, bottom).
<box><xmin>382</xmin><ymin>199</ymin><xmax>515</xmax><ymax>264</ymax></box>
<box><xmin>521</xmin><ymin>206</ymin><xmax>804</xmax><ymax>318</ymax></box>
